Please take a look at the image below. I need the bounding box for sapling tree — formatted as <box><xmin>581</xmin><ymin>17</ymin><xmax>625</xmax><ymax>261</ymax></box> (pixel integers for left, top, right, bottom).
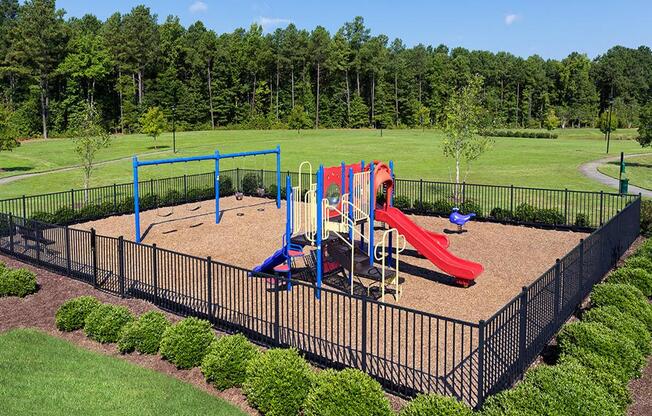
<box><xmin>287</xmin><ymin>104</ymin><xmax>311</xmax><ymax>133</ymax></box>
<box><xmin>442</xmin><ymin>74</ymin><xmax>492</xmax><ymax>203</ymax></box>
<box><xmin>598</xmin><ymin>110</ymin><xmax>618</xmax><ymax>135</ymax></box>
<box><xmin>140</xmin><ymin>106</ymin><xmax>167</xmax><ymax>147</ymax></box>
<box><xmin>415</xmin><ymin>104</ymin><xmax>431</xmax><ymax>131</ymax></box>
<box><xmin>543</xmin><ymin>108</ymin><xmax>560</xmax><ymax>131</ymax></box>
<box><xmin>0</xmin><ymin>105</ymin><xmax>20</xmax><ymax>164</ymax></box>
<box><xmin>637</xmin><ymin>103</ymin><xmax>652</xmax><ymax>148</ymax></box>
<box><xmin>71</xmin><ymin>103</ymin><xmax>111</xmax><ymax>201</ymax></box>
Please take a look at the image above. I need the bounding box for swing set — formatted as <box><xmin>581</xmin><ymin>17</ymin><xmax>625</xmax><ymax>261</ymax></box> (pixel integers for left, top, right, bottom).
<box><xmin>131</xmin><ymin>146</ymin><xmax>281</xmax><ymax>243</ymax></box>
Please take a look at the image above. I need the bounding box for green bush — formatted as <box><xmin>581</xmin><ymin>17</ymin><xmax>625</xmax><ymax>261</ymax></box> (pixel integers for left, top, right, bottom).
<box><xmin>304</xmin><ymin>368</ymin><xmax>392</xmax><ymax>416</ymax></box>
<box><xmin>641</xmin><ymin>200</ymin><xmax>651</xmax><ymax>237</ymax></box>
<box><xmin>51</xmin><ymin>207</ymin><xmax>77</xmax><ymax>225</ymax></box>
<box><xmin>201</xmin><ymin>334</ymin><xmax>260</xmax><ymax>390</ymax></box>
<box><xmin>634</xmin><ymin>238</ymin><xmax>652</xmax><ymax>259</ymax></box>
<box><xmin>430</xmin><ymin>199</ymin><xmax>453</xmax><ymax>214</ymax></box>
<box><xmin>29</xmin><ymin>211</ymin><xmax>53</xmax><ymax>224</ymax></box>
<box><xmin>582</xmin><ymin>306</ymin><xmax>651</xmax><ymax>355</ymax></box>
<box><xmin>393</xmin><ymin>195</ymin><xmax>412</xmax><ymax>210</ymax></box>
<box><xmin>140</xmin><ymin>194</ymin><xmax>159</xmax><ymax>210</ymax></box>
<box><xmin>484</xmin><ymin>130</ymin><xmax>558</xmax><ymax>139</ymax></box>
<box><xmin>161</xmin><ymin>190</ymin><xmax>182</xmax><ymax>205</ymax></box>
<box><xmin>400</xmin><ymin>393</ymin><xmax>472</xmax><ymax>416</ymax></box>
<box><xmin>186</xmin><ymin>187</ymin><xmax>214</xmax><ymax>202</ymax></box>
<box><xmin>159</xmin><ymin>317</ymin><xmax>215</xmax><ymax>369</ymax></box>
<box><xmin>55</xmin><ymin>296</ymin><xmax>102</xmax><ymax>331</ymax></box>
<box><xmin>624</xmin><ymin>255</ymin><xmax>652</xmax><ymax>274</ymax></box>
<box><xmin>590</xmin><ymin>283</ymin><xmax>652</xmax><ymax>330</ymax></box>
<box><xmin>84</xmin><ymin>304</ymin><xmax>135</xmax><ymax>343</ymax></box>
<box><xmin>574</xmin><ymin>213</ymin><xmax>590</xmax><ymax>228</ymax></box>
<box><xmin>535</xmin><ymin>208</ymin><xmax>565</xmax><ymax>225</ymax></box>
<box><xmin>118</xmin><ymin>311</ymin><xmax>171</xmax><ymax>354</ymax></box>
<box><xmin>514</xmin><ymin>203</ymin><xmax>537</xmax><ymax>222</ymax></box>
<box><xmin>606</xmin><ymin>267</ymin><xmax>652</xmax><ymax>297</ymax></box>
<box><xmin>265</xmin><ymin>183</ymin><xmax>287</xmax><ymax>200</ymax></box>
<box><xmin>459</xmin><ymin>200</ymin><xmax>482</xmax><ymax>217</ymax></box>
<box><xmin>241</xmin><ymin>173</ymin><xmax>263</xmax><ymax>195</ymax></box>
<box><xmin>557</xmin><ymin>321</ymin><xmax>644</xmax><ymax>381</ymax></box>
<box><xmin>0</xmin><ymin>268</ymin><xmax>37</xmax><ymax>298</ymax></box>
<box><xmin>219</xmin><ymin>176</ymin><xmax>234</xmax><ymax>197</ymax></box>
<box><xmin>480</xmin><ymin>361</ymin><xmax>620</xmax><ymax>416</ymax></box>
<box><xmin>490</xmin><ymin>207</ymin><xmax>512</xmax><ymax>221</ymax></box>
<box><xmin>244</xmin><ymin>348</ymin><xmax>314</xmax><ymax>416</ymax></box>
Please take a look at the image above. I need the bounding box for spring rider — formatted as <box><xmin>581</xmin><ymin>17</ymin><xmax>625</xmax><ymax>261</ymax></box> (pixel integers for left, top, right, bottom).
<box><xmin>449</xmin><ymin>207</ymin><xmax>476</xmax><ymax>232</ymax></box>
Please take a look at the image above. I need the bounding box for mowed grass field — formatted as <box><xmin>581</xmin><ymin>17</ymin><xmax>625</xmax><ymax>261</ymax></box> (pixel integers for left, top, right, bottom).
<box><xmin>0</xmin><ymin>329</ymin><xmax>246</xmax><ymax>416</ymax></box>
<box><xmin>599</xmin><ymin>154</ymin><xmax>652</xmax><ymax>191</ymax></box>
<box><xmin>0</xmin><ymin>128</ymin><xmax>649</xmax><ymax>199</ymax></box>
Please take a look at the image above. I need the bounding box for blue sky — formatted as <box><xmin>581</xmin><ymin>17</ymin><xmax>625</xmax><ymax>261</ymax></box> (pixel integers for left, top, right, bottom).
<box><xmin>57</xmin><ymin>0</ymin><xmax>651</xmax><ymax>59</ymax></box>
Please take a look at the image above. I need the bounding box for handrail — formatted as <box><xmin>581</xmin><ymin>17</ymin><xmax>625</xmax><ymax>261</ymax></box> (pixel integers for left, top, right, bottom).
<box><xmin>323</xmin><ymin>198</ymin><xmax>369</xmax><ymax>243</ymax></box>
<box><xmin>304</xmin><ymin>186</ymin><xmax>317</xmax><ymax>243</ymax></box>
<box><xmin>374</xmin><ymin>228</ymin><xmax>406</xmax><ymax>303</ymax></box>
<box><xmin>298</xmin><ymin>161</ymin><xmax>313</xmax><ymax>193</ymax></box>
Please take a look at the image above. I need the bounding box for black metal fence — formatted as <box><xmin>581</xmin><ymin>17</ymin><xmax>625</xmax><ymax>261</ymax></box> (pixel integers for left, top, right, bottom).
<box><xmin>0</xmin><ymin>173</ymin><xmax>642</xmax><ymax>408</ymax></box>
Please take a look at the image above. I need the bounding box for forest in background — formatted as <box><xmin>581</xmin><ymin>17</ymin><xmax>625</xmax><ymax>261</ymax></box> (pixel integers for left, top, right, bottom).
<box><xmin>1</xmin><ymin>0</ymin><xmax>652</xmax><ymax>139</ymax></box>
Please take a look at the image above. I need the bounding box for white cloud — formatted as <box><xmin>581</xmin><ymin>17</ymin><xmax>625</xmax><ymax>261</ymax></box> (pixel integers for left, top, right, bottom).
<box><xmin>189</xmin><ymin>1</ymin><xmax>208</xmax><ymax>14</ymax></box>
<box><xmin>504</xmin><ymin>13</ymin><xmax>521</xmax><ymax>25</ymax></box>
<box><xmin>257</xmin><ymin>16</ymin><xmax>292</xmax><ymax>31</ymax></box>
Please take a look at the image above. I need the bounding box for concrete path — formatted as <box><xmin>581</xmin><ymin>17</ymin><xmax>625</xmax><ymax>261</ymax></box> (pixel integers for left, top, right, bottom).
<box><xmin>579</xmin><ymin>153</ymin><xmax>652</xmax><ymax>197</ymax></box>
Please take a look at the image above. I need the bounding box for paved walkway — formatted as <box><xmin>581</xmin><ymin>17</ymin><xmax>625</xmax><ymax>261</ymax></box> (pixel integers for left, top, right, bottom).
<box><xmin>579</xmin><ymin>153</ymin><xmax>652</xmax><ymax>198</ymax></box>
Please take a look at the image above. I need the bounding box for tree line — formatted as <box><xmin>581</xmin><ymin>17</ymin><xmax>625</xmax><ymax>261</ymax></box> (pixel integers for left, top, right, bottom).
<box><xmin>1</xmin><ymin>0</ymin><xmax>652</xmax><ymax>139</ymax></box>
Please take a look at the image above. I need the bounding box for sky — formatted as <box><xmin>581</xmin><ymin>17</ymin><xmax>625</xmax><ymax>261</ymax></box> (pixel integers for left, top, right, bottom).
<box><xmin>56</xmin><ymin>0</ymin><xmax>652</xmax><ymax>59</ymax></box>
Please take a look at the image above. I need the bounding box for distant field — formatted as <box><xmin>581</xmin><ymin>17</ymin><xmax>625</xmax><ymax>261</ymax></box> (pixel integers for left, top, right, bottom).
<box><xmin>0</xmin><ymin>128</ymin><xmax>649</xmax><ymax>199</ymax></box>
<box><xmin>599</xmin><ymin>154</ymin><xmax>652</xmax><ymax>191</ymax></box>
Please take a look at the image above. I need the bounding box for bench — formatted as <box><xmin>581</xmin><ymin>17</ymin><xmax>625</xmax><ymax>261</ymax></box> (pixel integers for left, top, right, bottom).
<box><xmin>15</xmin><ymin>223</ymin><xmax>56</xmax><ymax>247</ymax></box>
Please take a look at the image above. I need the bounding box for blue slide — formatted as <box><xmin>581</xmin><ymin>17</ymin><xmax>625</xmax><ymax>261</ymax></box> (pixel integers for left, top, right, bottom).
<box><xmin>253</xmin><ymin>249</ymin><xmax>287</xmax><ymax>274</ymax></box>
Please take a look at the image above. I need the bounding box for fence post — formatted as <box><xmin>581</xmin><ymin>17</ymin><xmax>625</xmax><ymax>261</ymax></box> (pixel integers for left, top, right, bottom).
<box><xmin>183</xmin><ymin>174</ymin><xmax>188</xmax><ymax>203</ymax></box>
<box><xmin>35</xmin><ymin>224</ymin><xmax>41</xmax><ymax>263</ymax></box>
<box><xmin>419</xmin><ymin>179</ymin><xmax>424</xmax><ymax>211</ymax></box>
<box><xmin>563</xmin><ymin>188</ymin><xmax>569</xmax><ymax>225</ymax></box>
<box><xmin>274</xmin><ymin>276</ymin><xmax>280</xmax><ymax>345</ymax></box>
<box><xmin>578</xmin><ymin>239</ymin><xmax>585</xmax><ymax>297</ymax></box>
<box><xmin>599</xmin><ymin>191</ymin><xmax>604</xmax><ymax>226</ymax></box>
<box><xmin>152</xmin><ymin>244</ymin><xmax>159</xmax><ymax>305</ymax></box>
<box><xmin>113</xmin><ymin>184</ymin><xmax>118</xmax><ymax>214</ymax></box>
<box><xmin>518</xmin><ymin>287</ymin><xmax>528</xmax><ymax>373</ymax></box>
<box><xmin>510</xmin><ymin>185</ymin><xmax>514</xmax><ymax>214</ymax></box>
<box><xmin>91</xmin><ymin>228</ymin><xmax>98</xmax><ymax>288</ymax></box>
<box><xmin>206</xmin><ymin>256</ymin><xmax>213</xmax><ymax>322</ymax></box>
<box><xmin>21</xmin><ymin>195</ymin><xmax>26</xmax><ymax>219</ymax></box>
<box><xmin>477</xmin><ymin>320</ymin><xmax>486</xmax><ymax>407</ymax></box>
<box><xmin>70</xmin><ymin>189</ymin><xmax>75</xmax><ymax>212</ymax></box>
<box><xmin>8</xmin><ymin>213</ymin><xmax>14</xmax><ymax>254</ymax></box>
<box><xmin>462</xmin><ymin>181</ymin><xmax>466</xmax><ymax>204</ymax></box>
<box><xmin>554</xmin><ymin>259</ymin><xmax>562</xmax><ymax>325</ymax></box>
<box><xmin>65</xmin><ymin>226</ymin><xmax>71</xmax><ymax>276</ymax></box>
<box><xmin>236</xmin><ymin>168</ymin><xmax>240</xmax><ymax>191</ymax></box>
<box><xmin>361</xmin><ymin>295</ymin><xmax>368</xmax><ymax>372</ymax></box>
<box><xmin>118</xmin><ymin>236</ymin><xmax>125</xmax><ymax>298</ymax></box>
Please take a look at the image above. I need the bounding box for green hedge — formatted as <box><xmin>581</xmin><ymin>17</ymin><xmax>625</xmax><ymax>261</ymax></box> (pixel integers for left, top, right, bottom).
<box><xmin>557</xmin><ymin>321</ymin><xmax>644</xmax><ymax>382</ymax></box>
<box><xmin>304</xmin><ymin>368</ymin><xmax>392</xmax><ymax>416</ymax></box>
<box><xmin>117</xmin><ymin>311</ymin><xmax>170</xmax><ymax>354</ymax></box>
<box><xmin>624</xmin><ymin>256</ymin><xmax>652</xmax><ymax>275</ymax></box>
<box><xmin>582</xmin><ymin>306</ymin><xmax>651</xmax><ymax>355</ymax></box>
<box><xmin>634</xmin><ymin>238</ymin><xmax>652</xmax><ymax>259</ymax></box>
<box><xmin>641</xmin><ymin>200</ymin><xmax>651</xmax><ymax>237</ymax></box>
<box><xmin>393</xmin><ymin>195</ymin><xmax>411</xmax><ymax>210</ymax></box>
<box><xmin>574</xmin><ymin>213</ymin><xmax>590</xmax><ymax>227</ymax></box>
<box><xmin>83</xmin><ymin>304</ymin><xmax>135</xmax><ymax>343</ymax></box>
<box><xmin>483</xmin><ymin>130</ymin><xmax>558</xmax><ymax>139</ymax></box>
<box><xmin>606</xmin><ymin>267</ymin><xmax>652</xmax><ymax>297</ymax></box>
<box><xmin>201</xmin><ymin>334</ymin><xmax>260</xmax><ymax>390</ymax></box>
<box><xmin>241</xmin><ymin>173</ymin><xmax>263</xmax><ymax>195</ymax></box>
<box><xmin>400</xmin><ymin>394</ymin><xmax>472</xmax><ymax>416</ymax></box>
<box><xmin>590</xmin><ymin>283</ymin><xmax>652</xmax><ymax>330</ymax></box>
<box><xmin>55</xmin><ymin>296</ymin><xmax>102</xmax><ymax>331</ymax></box>
<box><xmin>159</xmin><ymin>317</ymin><xmax>215</xmax><ymax>369</ymax></box>
<box><xmin>0</xmin><ymin>268</ymin><xmax>37</xmax><ymax>298</ymax></box>
<box><xmin>490</xmin><ymin>207</ymin><xmax>512</xmax><ymax>221</ymax></box>
<box><xmin>244</xmin><ymin>348</ymin><xmax>314</xmax><ymax>416</ymax></box>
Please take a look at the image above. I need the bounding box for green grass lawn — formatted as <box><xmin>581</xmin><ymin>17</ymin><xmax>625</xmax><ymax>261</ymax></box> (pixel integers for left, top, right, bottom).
<box><xmin>0</xmin><ymin>329</ymin><xmax>246</xmax><ymax>416</ymax></box>
<box><xmin>599</xmin><ymin>154</ymin><xmax>652</xmax><ymax>191</ymax></box>
<box><xmin>0</xmin><ymin>128</ymin><xmax>649</xmax><ymax>199</ymax></box>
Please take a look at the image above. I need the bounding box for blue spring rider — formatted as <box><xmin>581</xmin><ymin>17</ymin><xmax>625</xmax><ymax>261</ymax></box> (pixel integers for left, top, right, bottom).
<box><xmin>449</xmin><ymin>207</ymin><xmax>476</xmax><ymax>232</ymax></box>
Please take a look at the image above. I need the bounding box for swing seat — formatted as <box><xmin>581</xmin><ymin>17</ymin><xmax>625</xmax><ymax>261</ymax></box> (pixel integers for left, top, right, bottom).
<box><xmin>235</xmin><ymin>192</ymin><xmax>244</xmax><ymax>201</ymax></box>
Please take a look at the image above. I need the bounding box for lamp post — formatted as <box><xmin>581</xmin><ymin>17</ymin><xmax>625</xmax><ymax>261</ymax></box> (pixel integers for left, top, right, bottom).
<box><xmin>172</xmin><ymin>104</ymin><xmax>176</xmax><ymax>153</ymax></box>
<box><xmin>606</xmin><ymin>94</ymin><xmax>614</xmax><ymax>154</ymax></box>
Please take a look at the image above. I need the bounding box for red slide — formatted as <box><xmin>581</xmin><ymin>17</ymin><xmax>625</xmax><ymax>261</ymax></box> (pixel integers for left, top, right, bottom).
<box><xmin>375</xmin><ymin>206</ymin><xmax>483</xmax><ymax>285</ymax></box>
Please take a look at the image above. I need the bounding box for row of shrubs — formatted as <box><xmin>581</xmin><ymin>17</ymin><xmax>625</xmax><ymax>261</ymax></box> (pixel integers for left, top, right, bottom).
<box><xmin>483</xmin><ymin>130</ymin><xmax>559</xmax><ymax>139</ymax></box>
<box><xmin>54</xmin><ymin>294</ymin><xmax>475</xmax><ymax>415</ymax></box>
<box><xmin>480</xmin><ymin>238</ymin><xmax>652</xmax><ymax>415</ymax></box>
<box><xmin>0</xmin><ymin>262</ymin><xmax>37</xmax><ymax>297</ymax></box>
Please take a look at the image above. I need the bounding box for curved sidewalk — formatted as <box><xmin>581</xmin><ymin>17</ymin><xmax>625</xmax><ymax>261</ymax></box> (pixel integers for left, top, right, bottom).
<box><xmin>579</xmin><ymin>153</ymin><xmax>652</xmax><ymax>198</ymax></box>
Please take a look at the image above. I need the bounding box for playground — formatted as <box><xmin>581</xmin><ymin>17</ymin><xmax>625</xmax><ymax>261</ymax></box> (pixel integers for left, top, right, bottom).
<box><xmin>74</xmin><ymin>194</ymin><xmax>586</xmax><ymax>322</ymax></box>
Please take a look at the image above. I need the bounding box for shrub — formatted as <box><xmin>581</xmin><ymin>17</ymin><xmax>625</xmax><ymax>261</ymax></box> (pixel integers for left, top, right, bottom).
<box><xmin>201</xmin><ymin>334</ymin><xmax>260</xmax><ymax>390</ymax></box>
<box><xmin>140</xmin><ymin>194</ymin><xmax>159</xmax><ymax>210</ymax></box>
<box><xmin>459</xmin><ymin>200</ymin><xmax>482</xmax><ymax>217</ymax></box>
<box><xmin>535</xmin><ymin>208</ymin><xmax>565</xmax><ymax>225</ymax></box>
<box><xmin>514</xmin><ymin>203</ymin><xmax>537</xmax><ymax>222</ymax></box>
<box><xmin>219</xmin><ymin>176</ymin><xmax>234</xmax><ymax>197</ymax></box>
<box><xmin>244</xmin><ymin>348</ymin><xmax>314</xmax><ymax>416</ymax></box>
<box><xmin>624</xmin><ymin>255</ymin><xmax>652</xmax><ymax>275</ymax></box>
<box><xmin>241</xmin><ymin>173</ymin><xmax>263</xmax><ymax>195</ymax></box>
<box><xmin>159</xmin><ymin>317</ymin><xmax>215</xmax><ymax>369</ymax></box>
<box><xmin>84</xmin><ymin>304</ymin><xmax>135</xmax><ymax>343</ymax></box>
<box><xmin>490</xmin><ymin>207</ymin><xmax>512</xmax><ymax>221</ymax></box>
<box><xmin>266</xmin><ymin>183</ymin><xmax>287</xmax><ymax>200</ymax></box>
<box><xmin>480</xmin><ymin>361</ymin><xmax>620</xmax><ymax>416</ymax></box>
<box><xmin>55</xmin><ymin>296</ymin><xmax>102</xmax><ymax>331</ymax></box>
<box><xmin>574</xmin><ymin>213</ymin><xmax>590</xmax><ymax>228</ymax></box>
<box><xmin>590</xmin><ymin>283</ymin><xmax>652</xmax><ymax>330</ymax></box>
<box><xmin>51</xmin><ymin>207</ymin><xmax>76</xmax><ymax>225</ymax></box>
<box><xmin>118</xmin><ymin>311</ymin><xmax>171</xmax><ymax>354</ymax></box>
<box><xmin>582</xmin><ymin>306</ymin><xmax>651</xmax><ymax>355</ymax></box>
<box><xmin>393</xmin><ymin>195</ymin><xmax>412</xmax><ymax>210</ymax></box>
<box><xmin>641</xmin><ymin>200</ymin><xmax>651</xmax><ymax>237</ymax></box>
<box><xmin>304</xmin><ymin>368</ymin><xmax>392</xmax><ymax>416</ymax></box>
<box><xmin>161</xmin><ymin>190</ymin><xmax>182</xmax><ymax>205</ymax></box>
<box><xmin>606</xmin><ymin>267</ymin><xmax>652</xmax><ymax>297</ymax></box>
<box><xmin>557</xmin><ymin>321</ymin><xmax>644</xmax><ymax>381</ymax></box>
<box><xmin>400</xmin><ymin>393</ymin><xmax>472</xmax><ymax>416</ymax></box>
<box><xmin>0</xmin><ymin>268</ymin><xmax>37</xmax><ymax>298</ymax></box>
<box><xmin>29</xmin><ymin>211</ymin><xmax>53</xmax><ymax>224</ymax></box>
<box><xmin>634</xmin><ymin>238</ymin><xmax>652</xmax><ymax>259</ymax></box>
<box><xmin>186</xmin><ymin>187</ymin><xmax>214</xmax><ymax>202</ymax></box>
<box><xmin>430</xmin><ymin>199</ymin><xmax>453</xmax><ymax>214</ymax></box>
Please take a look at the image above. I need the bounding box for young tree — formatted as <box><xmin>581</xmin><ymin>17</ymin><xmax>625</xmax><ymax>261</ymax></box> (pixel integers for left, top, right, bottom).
<box><xmin>348</xmin><ymin>94</ymin><xmax>369</xmax><ymax>128</ymax></box>
<box><xmin>140</xmin><ymin>106</ymin><xmax>166</xmax><ymax>148</ymax></box>
<box><xmin>287</xmin><ymin>104</ymin><xmax>311</xmax><ymax>133</ymax></box>
<box><xmin>637</xmin><ymin>103</ymin><xmax>652</xmax><ymax>148</ymax></box>
<box><xmin>543</xmin><ymin>108</ymin><xmax>560</xmax><ymax>131</ymax></box>
<box><xmin>442</xmin><ymin>75</ymin><xmax>492</xmax><ymax>199</ymax></box>
<box><xmin>598</xmin><ymin>110</ymin><xmax>618</xmax><ymax>135</ymax></box>
<box><xmin>0</xmin><ymin>104</ymin><xmax>19</xmax><ymax>158</ymax></box>
<box><xmin>414</xmin><ymin>104</ymin><xmax>431</xmax><ymax>131</ymax></box>
<box><xmin>71</xmin><ymin>103</ymin><xmax>111</xmax><ymax>198</ymax></box>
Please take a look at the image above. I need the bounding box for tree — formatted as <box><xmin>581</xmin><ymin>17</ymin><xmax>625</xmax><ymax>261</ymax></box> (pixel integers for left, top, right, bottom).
<box><xmin>348</xmin><ymin>94</ymin><xmax>368</xmax><ymax>128</ymax></box>
<box><xmin>0</xmin><ymin>104</ymin><xmax>19</xmax><ymax>156</ymax></box>
<box><xmin>140</xmin><ymin>107</ymin><xmax>166</xmax><ymax>147</ymax></box>
<box><xmin>442</xmin><ymin>75</ymin><xmax>492</xmax><ymax>198</ymax></box>
<box><xmin>414</xmin><ymin>104</ymin><xmax>431</xmax><ymax>131</ymax></box>
<box><xmin>71</xmin><ymin>103</ymin><xmax>111</xmax><ymax>198</ymax></box>
<box><xmin>598</xmin><ymin>110</ymin><xmax>617</xmax><ymax>135</ymax></box>
<box><xmin>637</xmin><ymin>103</ymin><xmax>652</xmax><ymax>147</ymax></box>
<box><xmin>543</xmin><ymin>108</ymin><xmax>560</xmax><ymax>131</ymax></box>
<box><xmin>287</xmin><ymin>104</ymin><xmax>311</xmax><ymax>133</ymax></box>
<box><xmin>309</xmin><ymin>26</ymin><xmax>330</xmax><ymax>129</ymax></box>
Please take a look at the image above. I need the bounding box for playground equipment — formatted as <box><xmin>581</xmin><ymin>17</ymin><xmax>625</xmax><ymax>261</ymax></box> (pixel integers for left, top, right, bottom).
<box><xmin>132</xmin><ymin>146</ymin><xmax>281</xmax><ymax>243</ymax></box>
<box><xmin>255</xmin><ymin>158</ymin><xmax>484</xmax><ymax>301</ymax></box>
<box><xmin>449</xmin><ymin>208</ymin><xmax>476</xmax><ymax>232</ymax></box>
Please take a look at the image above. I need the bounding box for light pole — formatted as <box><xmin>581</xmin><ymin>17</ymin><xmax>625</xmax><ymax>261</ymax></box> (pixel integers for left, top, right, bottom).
<box><xmin>172</xmin><ymin>104</ymin><xmax>176</xmax><ymax>153</ymax></box>
<box><xmin>606</xmin><ymin>93</ymin><xmax>614</xmax><ymax>154</ymax></box>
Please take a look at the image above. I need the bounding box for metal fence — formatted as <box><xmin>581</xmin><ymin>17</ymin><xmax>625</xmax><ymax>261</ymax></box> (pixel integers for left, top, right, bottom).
<box><xmin>0</xmin><ymin>173</ymin><xmax>642</xmax><ymax>408</ymax></box>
